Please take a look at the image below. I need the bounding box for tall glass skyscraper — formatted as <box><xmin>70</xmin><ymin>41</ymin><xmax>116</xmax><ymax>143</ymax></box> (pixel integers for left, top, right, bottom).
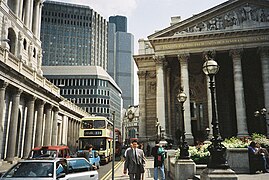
<box><xmin>109</xmin><ymin>16</ymin><xmax>127</xmax><ymax>32</ymax></box>
<box><xmin>41</xmin><ymin>1</ymin><xmax>108</xmax><ymax>70</ymax></box>
<box><xmin>108</xmin><ymin>15</ymin><xmax>134</xmax><ymax>109</ymax></box>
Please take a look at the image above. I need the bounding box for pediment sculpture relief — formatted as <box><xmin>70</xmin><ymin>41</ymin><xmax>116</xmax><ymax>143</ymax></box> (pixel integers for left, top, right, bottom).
<box><xmin>174</xmin><ymin>3</ymin><xmax>269</xmax><ymax>36</ymax></box>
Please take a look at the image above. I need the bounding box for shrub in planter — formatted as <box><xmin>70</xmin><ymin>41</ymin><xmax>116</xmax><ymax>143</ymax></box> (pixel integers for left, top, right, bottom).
<box><xmin>175</xmin><ymin>143</ymin><xmax>210</xmax><ymax>164</ymax></box>
<box><xmin>174</xmin><ymin>134</ymin><xmax>269</xmax><ymax>164</ymax></box>
<box><xmin>251</xmin><ymin>133</ymin><xmax>269</xmax><ymax>149</ymax></box>
<box><xmin>223</xmin><ymin>137</ymin><xmax>249</xmax><ymax>148</ymax></box>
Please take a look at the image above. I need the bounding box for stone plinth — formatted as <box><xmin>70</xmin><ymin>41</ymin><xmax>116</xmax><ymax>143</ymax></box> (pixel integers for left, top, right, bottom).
<box><xmin>226</xmin><ymin>148</ymin><xmax>249</xmax><ymax>173</ymax></box>
<box><xmin>175</xmin><ymin>159</ymin><xmax>196</xmax><ymax>180</ymax></box>
<box><xmin>200</xmin><ymin>168</ymin><xmax>238</xmax><ymax>180</ymax></box>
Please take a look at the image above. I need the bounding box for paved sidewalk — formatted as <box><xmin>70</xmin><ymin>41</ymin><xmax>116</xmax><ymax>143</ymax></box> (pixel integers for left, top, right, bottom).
<box><xmin>105</xmin><ymin>157</ymin><xmax>269</xmax><ymax>180</ymax></box>
<box><xmin>105</xmin><ymin>157</ymin><xmax>159</xmax><ymax>180</ymax></box>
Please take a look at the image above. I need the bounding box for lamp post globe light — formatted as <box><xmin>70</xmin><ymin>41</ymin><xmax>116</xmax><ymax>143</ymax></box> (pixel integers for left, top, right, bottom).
<box><xmin>254</xmin><ymin>108</ymin><xmax>268</xmax><ymax>133</ymax></box>
<box><xmin>203</xmin><ymin>58</ymin><xmax>229</xmax><ymax>169</ymax></box>
<box><xmin>177</xmin><ymin>87</ymin><xmax>189</xmax><ymax>159</ymax></box>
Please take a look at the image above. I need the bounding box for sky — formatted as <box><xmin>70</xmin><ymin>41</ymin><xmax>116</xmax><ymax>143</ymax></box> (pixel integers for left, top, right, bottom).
<box><xmin>50</xmin><ymin>0</ymin><xmax>228</xmax><ymax>54</ymax></box>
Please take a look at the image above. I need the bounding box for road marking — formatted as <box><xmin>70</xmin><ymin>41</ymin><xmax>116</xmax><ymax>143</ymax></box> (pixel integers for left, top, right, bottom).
<box><xmin>101</xmin><ymin>160</ymin><xmax>124</xmax><ymax>180</ymax></box>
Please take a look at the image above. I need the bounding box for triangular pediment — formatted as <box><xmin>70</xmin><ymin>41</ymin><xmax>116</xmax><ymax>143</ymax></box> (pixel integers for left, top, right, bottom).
<box><xmin>148</xmin><ymin>0</ymin><xmax>269</xmax><ymax>39</ymax></box>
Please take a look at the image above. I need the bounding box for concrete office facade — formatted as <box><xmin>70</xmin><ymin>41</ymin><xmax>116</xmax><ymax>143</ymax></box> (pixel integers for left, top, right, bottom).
<box><xmin>0</xmin><ymin>0</ymin><xmax>89</xmax><ymax>163</ymax></box>
<box><xmin>42</xmin><ymin>66</ymin><xmax>123</xmax><ymax>130</ymax></box>
<box><xmin>41</xmin><ymin>1</ymin><xmax>108</xmax><ymax>70</ymax></box>
<box><xmin>134</xmin><ymin>0</ymin><xmax>269</xmax><ymax>144</ymax></box>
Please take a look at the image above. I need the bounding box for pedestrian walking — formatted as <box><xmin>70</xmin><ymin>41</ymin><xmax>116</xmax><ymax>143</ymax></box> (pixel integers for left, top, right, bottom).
<box><xmin>123</xmin><ymin>139</ymin><xmax>146</xmax><ymax>180</ymax></box>
<box><xmin>151</xmin><ymin>141</ymin><xmax>166</xmax><ymax>180</ymax></box>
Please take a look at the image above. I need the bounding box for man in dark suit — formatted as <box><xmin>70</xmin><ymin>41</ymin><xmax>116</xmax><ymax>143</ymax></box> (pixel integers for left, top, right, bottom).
<box><xmin>124</xmin><ymin>140</ymin><xmax>146</xmax><ymax>180</ymax></box>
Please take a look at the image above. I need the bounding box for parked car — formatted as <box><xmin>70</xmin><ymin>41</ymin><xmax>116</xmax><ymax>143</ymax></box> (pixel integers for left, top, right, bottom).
<box><xmin>77</xmin><ymin>150</ymin><xmax>101</xmax><ymax>169</ymax></box>
<box><xmin>28</xmin><ymin>145</ymin><xmax>71</xmax><ymax>159</ymax></box>
<box><xmin>0</xmin><ymin>158</ymin><xmax>98</xmax><ymax>180</ymax></box>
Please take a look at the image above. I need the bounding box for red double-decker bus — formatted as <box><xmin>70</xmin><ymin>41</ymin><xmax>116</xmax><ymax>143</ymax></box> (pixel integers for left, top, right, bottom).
<box><xmin>115</xmin><ymin>128</ymin><xmax>122</xmax><ymax>157</ymax></box>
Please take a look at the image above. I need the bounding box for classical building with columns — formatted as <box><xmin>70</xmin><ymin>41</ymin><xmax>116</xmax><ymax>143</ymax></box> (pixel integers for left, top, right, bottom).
<box><xmin>134</xmin><ymin>0</ymin><xmax>269</xmax><ymax>145</ymax></box>
<box><xmin>0</xmin><ymin>0</ymin><xmax>90</xmax><ymax>163</ymax></box>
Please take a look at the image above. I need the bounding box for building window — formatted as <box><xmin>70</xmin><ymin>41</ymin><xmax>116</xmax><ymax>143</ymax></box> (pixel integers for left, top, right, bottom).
<box><xmin>190</xmin><ymin>101</ymin><xmax>197</xmax><ymax>119</ymax></box>
<box><xmin>23</xmin><ymin>39</ymin><xmax>27</xmax><ymax>50</ymax></box>
<box><xmin>33</xmin><ymin>48</ymin><xmax>36</xmax><ymax>58</ymax></box>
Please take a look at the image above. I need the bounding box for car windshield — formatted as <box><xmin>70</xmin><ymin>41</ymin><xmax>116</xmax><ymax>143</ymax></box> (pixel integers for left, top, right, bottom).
<box><xmin>3</xmin><ymin>162</ymin><xmax>54</xmax><ymax>178</ymax></box>
<box><xmin>29</xmin><ymin>149</ymin><xmax>57</xmax><ymax>158</ymax></box>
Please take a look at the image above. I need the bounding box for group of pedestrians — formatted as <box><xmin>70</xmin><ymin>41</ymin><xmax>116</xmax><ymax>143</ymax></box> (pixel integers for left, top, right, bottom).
<box><xmin>123</xmin><ymin>140</ymin><xmax>166</xmax><ymax>180</ymax></box>
<box><xmin>248</xmin><ymin>141</ymin><xmax>269</xmax><ymax>173</ymax></box>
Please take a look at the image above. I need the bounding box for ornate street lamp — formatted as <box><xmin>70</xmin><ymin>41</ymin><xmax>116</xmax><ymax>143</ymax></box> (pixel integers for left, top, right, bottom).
<box><xmin>203</xmin><ymin>58</ymin><xmax>229</xmax><ymax>169</ymax></box>
<box><xmin>205</xmin><ymin>127</ymin><xmax>210</xmax><ymax>140</ymax></box>
<box><xmin>155</xmin><ymin>121</ymin><xmax>160</xmax><ymax>141</ymax></box>
<box><xmin>254</xmin><ymin>108</ymin><xmax>267</xmax><ymax>120</ymax></box>
<box><xmin>254</xmin><ymin>108</ymin><xmax>268</xmax><ymax>133</ymax></box>
<box><xmin>177</xmin><ymin>87</ymin><xmax>189</xmax><ymax>159</ymax></box>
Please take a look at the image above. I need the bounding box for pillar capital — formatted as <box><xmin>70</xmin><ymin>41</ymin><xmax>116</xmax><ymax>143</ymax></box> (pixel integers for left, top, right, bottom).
<box><xmin>0</xmin><ymin>81</ymin><xmax>8</xmax><ymax>89</ymax></box>
<box><xmin>202</xmin><ymin>50</ymin><xmax>216</xmax><ymax>61</ymax></box>
<box><xmin>154</xmin><ymin>55</ymin><xmax>166</xmax><ymax>66</ymax></box>
<box><xmin>258</xmin><ymin>46</ymin><xmax>269</xmax><ymax>58</ymax></box>
<box><xmin>137</xmin><ymin>70</ymin><xmax>147</xmax><ymax>78</ymax></box>
<box><xmin>45</xmin><ymin>103</ymin><xmax>52</xmax><ymax>109</ymax></box>
<box><xmin>177</xmin><ymin>53</ymin><xmax>190</xmax><ymax>61</ymax></box>
<box><xmin>229</xmin><ymin>49</ymin><xmax>243</xmax><ymax>59</ymax></box>
<box><xmin>37</xmin><ymin>99</ymin><xmax>45</xmax><ymax>106</ymax></box>
<box><xmin>53</xmin><ymin>106</ymin><xmax>59</xmax><ymax>112</ymax></box>
<box><xmin>28</xmin><ymin>95</ymin><xmax>37</xmax><ymax>102</ymax></box>
<box><xmin>14</xmin><ymin>88</ymin><xmax>23</xmax><ymax>96</ymax></box>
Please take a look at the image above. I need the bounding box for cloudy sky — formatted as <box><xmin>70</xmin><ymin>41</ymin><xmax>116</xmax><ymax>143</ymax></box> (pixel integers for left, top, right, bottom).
<box><xmin>50</xmin><ymin>0</ymin><xmax>227</xmax><ymax>53</ymax></box>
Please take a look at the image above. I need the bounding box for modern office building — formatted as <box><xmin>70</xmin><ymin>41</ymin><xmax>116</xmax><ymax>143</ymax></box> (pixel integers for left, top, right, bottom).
<box><xmin>42</xmin><ymin>66</ymin><xmax>123</xmax><ymax>129</ymax></box>
<box><xmin>109</xmin><ymin>15</ymin><xmax>127</xmax><ymax>32</ymax></box>
<box><xmin>134</xmin><ymin>0</ymin><xmax>269</xmax><ymax>144</ymax></box>
<box><xmin>108</xmin><ymin>15</ymin><xmax>134</xmax><ymax>109</ymax></box>
<box><xmin>41</xmin><ymin>1</ymin><xmax>108</xmax><ymax>70</ymax></box>
<box><xmin>0</xmin><ymin>0</ymin><xmax>89</xmax><ymax>163</ymax></box>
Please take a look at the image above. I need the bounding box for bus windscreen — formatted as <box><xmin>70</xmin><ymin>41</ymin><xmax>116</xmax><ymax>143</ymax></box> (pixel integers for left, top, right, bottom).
<box><xmin>79</xmin><ymin>138</ymin><xmax>106</xmax><ymax>150</ymax></box>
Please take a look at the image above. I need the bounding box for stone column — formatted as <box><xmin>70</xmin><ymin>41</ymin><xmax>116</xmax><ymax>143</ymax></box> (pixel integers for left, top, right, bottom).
<box><xmin>259</xmin><ymin>47</ymin><xmax>269</xmax><ymax>137</ymax></box>
<box><xmin>61</xmin><ymin>115</ymin><xmax>68</xmax><ymax>145</ymax></box>
<box><xmin>51</xmin><ymin>107</ymin><xmax>59</xmax><ymax>146</ymax></box>
<box><xmin>37</xmin><ymin>2</ymin><xmax>43</xmax><ymax>39</ymax></box>
<box><xmin>43</xmin><ymin>104</ymin><xmax>52</xmax><ymax>146</ymax></box>
<box><xmin>23</xmin><ymin>95</ymin><xmax>36</xmax><ymax>158</ymax></box>
<box><xmin>155</xmin><ymin>55</ymin><xmax>167</xmax><ymax>136</ymax></box>
<box><xmin>14</xmin><ymin>0</ymin><xmax>20</xmax><ymax>16</ymax></box>
<box><xmin>137</xmin><ymin>71</ymin><xmax>147</xmax><ymax>140</ymax></box>
<box><xmin>57</xmin><ymin>120</ymin><xmax>62</xmax><ymax>145</ymax></box>
<box><xmin>74</xmin><ymin>121</ymin><xmax>78</xmax><ymax>147</ymax></box>
<box><xmin>178</xmin><ymin>54</ymin><xmax>193</xmax><ymax>140</ymax></box>
<box><xmin>0</xmin><ymin>81</ymin><xmax>8</xmax><ymax>159</ymax></box>
<box><xmin>166</xmin><ymin>68</ymin><xmax>172</xmax><ymax>138</ymax></box>
<box><xmin>18</xmin><ymin>0</ymin><xmax>24</xmax><ymax>19</ymax></box>
<box><xmin>71</xmin><ymin>120</ymin><xmax>75</xmax><ymax>148</ymax></box>
<box><xmin>32</xmin><ymin>0</ymin><xmax>40</xmax><ymax>36</ymax></box>
<box><xmin>35</xmin><ymin>100</ymin><xmax>45</xmax><ymax>147</ymax></box>
<box><xmin>230</xmin><ymin>49</ymin><xmax>248</xmax><ymax>137</ymax></box>
<box><xmin>6</xmin><ymin>88</ymin><xmax>22</xmax><ymax>162</ymax></box>
<box><xmin>28</xmin><ymin>0</ymin><xmax>34</xmax><ymax>30</ymax></box>
<box><xmin>24</xmin><ymin>0</ymin><xmax>31</xmax><ymax>28</ymax></box>
<box><xmin>67</xmin><ymin>118</ymin><xmax>71</xmax><ymax>147</ymax></box>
